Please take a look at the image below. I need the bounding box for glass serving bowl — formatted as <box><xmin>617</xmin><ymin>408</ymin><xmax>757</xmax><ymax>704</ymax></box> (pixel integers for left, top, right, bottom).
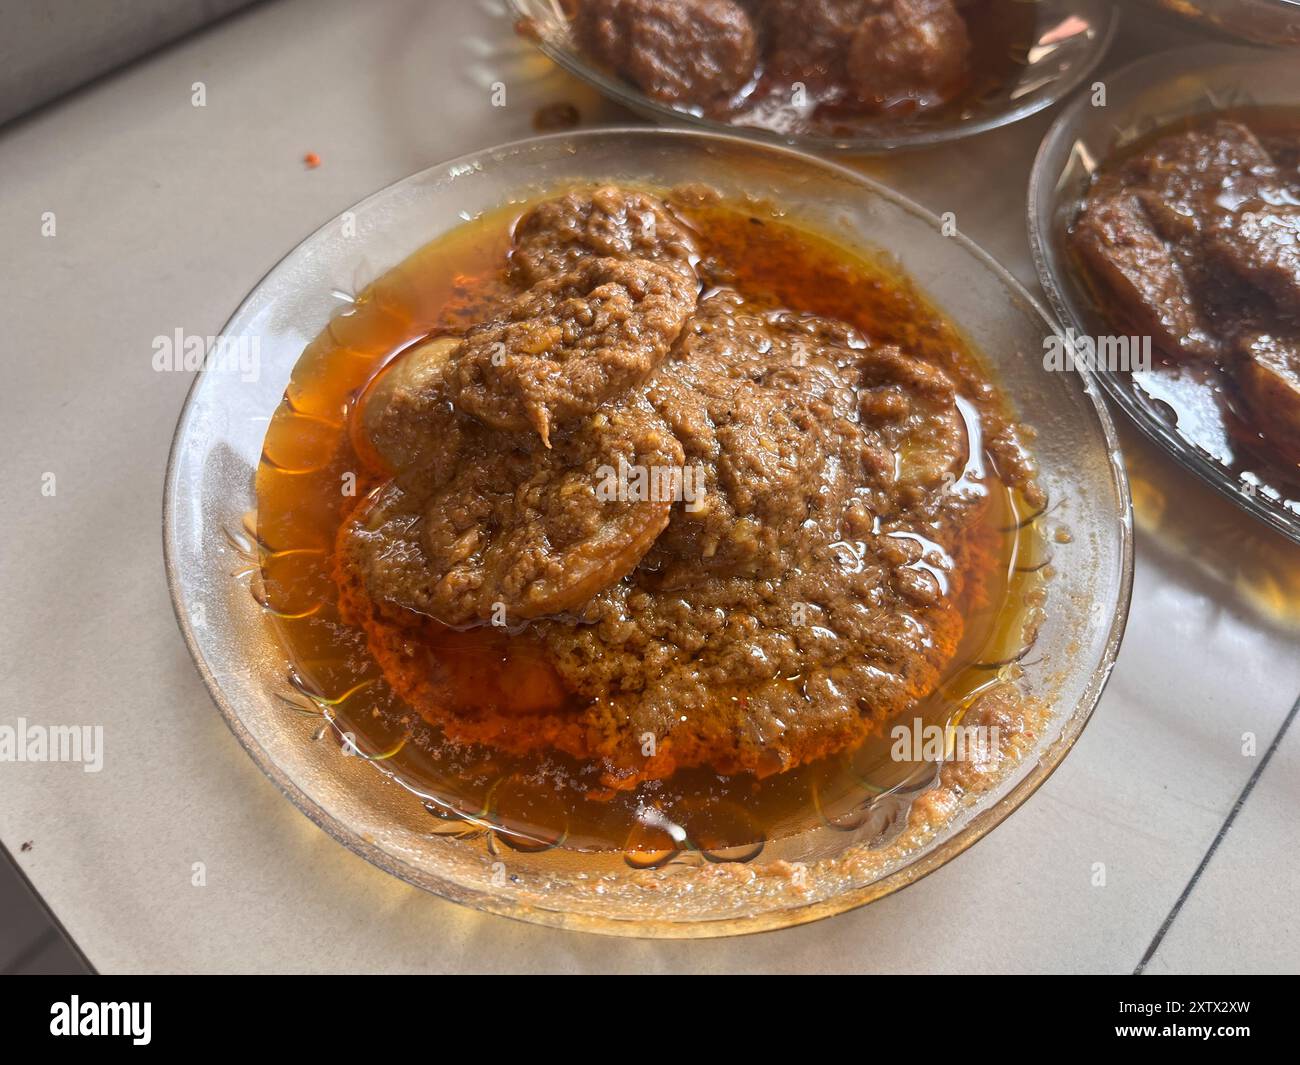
<box><xmin>1139</xmin><ymin>0</ymin><xmax>1300</xmax><ymax>45</ymax></box>
<box><xmin>506</xmin><ymin>0</ymin><xmax>1119</xmax><ymax>153</ymax></box>
<box><xmin>1028</xmin><ymin>44</ymin><xmax>1300</xmax><ymax>546</ymax></box>
<box><xmin>164</xmin><ymin>128</ymin><xmax>1132</xmax><ymax>937</ymax></box>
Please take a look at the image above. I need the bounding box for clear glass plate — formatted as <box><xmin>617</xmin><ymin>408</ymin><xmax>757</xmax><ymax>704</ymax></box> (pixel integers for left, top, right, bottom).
<box><xmin>1139</xmin><ymin>0</ymin><xmax>1300</xmax><ymax>45</ymax></box>
<box><xmin>1028</xmin><ymin>44</ymin><xmax>1300</xmax><ymax>545</ymax></box>
<box><xmin>506</xmin><ymin>0</ymin><xmax>1119</xmax><ymax>152</ymax></box>
<box><xmin>164</xmin><ymin>128</ymin><xmax>1132</xmax><ymax>937</ymax></box>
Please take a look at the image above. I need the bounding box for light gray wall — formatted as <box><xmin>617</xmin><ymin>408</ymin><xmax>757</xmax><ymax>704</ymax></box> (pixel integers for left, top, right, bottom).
<box><xmin>0</xmin><ymin>0</ymin><xmax>260</xmax><ymax>126</ymax></box>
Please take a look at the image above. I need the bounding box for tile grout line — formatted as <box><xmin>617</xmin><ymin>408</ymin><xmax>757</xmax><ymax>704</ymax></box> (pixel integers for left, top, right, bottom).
<box><xmin>1134</xmin><ymin>690</ymin><xmax>1300</xmax><ymax>975</ymax></box>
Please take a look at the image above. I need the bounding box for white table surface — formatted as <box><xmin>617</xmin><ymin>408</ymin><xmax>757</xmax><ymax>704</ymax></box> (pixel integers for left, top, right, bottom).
<box><xmin>1</xmin><ymin>0</ymin><xmax>1297</xmax><ymax>974</ymax></box>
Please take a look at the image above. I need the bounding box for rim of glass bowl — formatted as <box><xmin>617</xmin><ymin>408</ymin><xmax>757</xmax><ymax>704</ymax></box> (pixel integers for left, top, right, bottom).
<box><xmin>164</xmin><ymin>126</ymin><xmax>1134</xmax><ymax>938</ymax></box>
<box><xmin>1138</xmin><ymin>0</ymin><xmax>1300</xmax><ymax>46</ymax></box>
<box><xmin>1028</xmin><ymin>43</ymin><xmax>1300</xmax><ymax>546</ymax></box>
<box><xmin>506</xmin><ymin>0</ymin><xmax>1121</xmax><ymax>153</ymax></box>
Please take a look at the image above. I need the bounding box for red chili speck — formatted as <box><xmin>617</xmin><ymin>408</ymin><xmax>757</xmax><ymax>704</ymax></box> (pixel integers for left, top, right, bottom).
<box><xmin>303</xmin><ymin>152</ymin><xmax>322</xmax><ymax>169</ymax></box>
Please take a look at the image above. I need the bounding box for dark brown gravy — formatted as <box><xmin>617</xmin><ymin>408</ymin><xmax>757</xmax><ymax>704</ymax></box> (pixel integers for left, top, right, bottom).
<box><xmin>254</xmin><ymin>191</ymin><xmax>1047</xmax><ymax>857</ymax></box>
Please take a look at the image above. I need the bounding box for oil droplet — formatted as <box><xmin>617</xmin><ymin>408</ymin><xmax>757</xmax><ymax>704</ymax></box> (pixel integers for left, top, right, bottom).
<box><xmin>624</xmin><ymin>811</ymin><xmax>684</xmax><ymax>870</ymax></box>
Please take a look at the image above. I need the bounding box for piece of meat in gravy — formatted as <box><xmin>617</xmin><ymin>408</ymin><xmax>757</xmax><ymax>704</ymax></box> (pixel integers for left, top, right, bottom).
<box><xmin>1127</xmin><ymin>122</ymin><xmax>1278</xmax><ymax>245</ymax></box>
<box><xmin>847</xmin><ymin>0</ymin><xmax>970</xmax><ymax>103</ymax></box>
<box><xmin>761</xmin><ymin>0</ymin><xmax>969</xmax><ymax>96</ymax></box>
<box><xmin>575</xmin><ymin>0</ymin><xmax>758</xmax><ymax>106</ymax></box>
<box><xmin>760</xmin><ymin>0</ymin><xmax>870</xmax><ymax>83</ymax></box>
<box><xmin>1235</xmin><ymin>334</ymin><xmax>1300</xmax><ymax>463</ymax></box>
<box><xmin>1205</xmin><ymin>205</ymin><xmax>1300</xmax><ymax>315</ymax></box>
<box><xmin>1072</xmin><ymin>187</ymin><xmax>1221</xmax><ymax>360</ymax></box>
<box><xmin>443</xmin><ymin>255</ymin><xmax>697</xmax><ymax>446</ymax></box>
<box><xmin>508</xmin><ymin>185</ymin><xmax>699</xmax><ymax>287</ymax></box>
<box><xmin>1123</xmin><ymin>122</ymin><xmax>1300</xmax><ymax>314</ymax></box>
